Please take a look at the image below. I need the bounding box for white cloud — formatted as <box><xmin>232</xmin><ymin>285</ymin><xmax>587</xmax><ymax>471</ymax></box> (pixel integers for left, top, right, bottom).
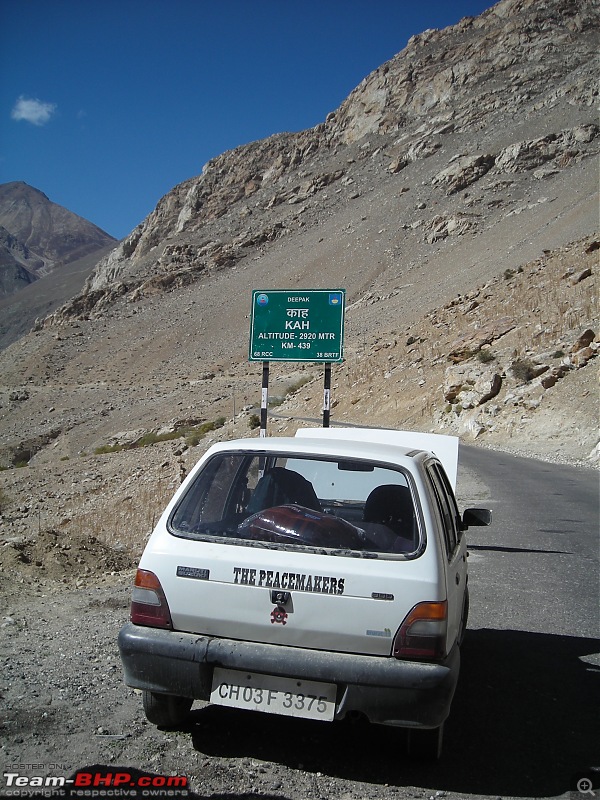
<box><xmin>11</xmin><ymin>96</ymin><xmax>57</xmax><ymax>126</ymax></box>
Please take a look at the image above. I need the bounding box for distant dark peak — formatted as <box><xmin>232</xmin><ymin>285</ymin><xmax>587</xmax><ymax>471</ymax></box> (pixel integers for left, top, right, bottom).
<box><xmin>0</xmin><ymin>180</ymin><xmax>116</xmax><ymax>299</ymax></box>
<box><xmin>1</xmin><ymin>181</ymin><xmax>50</xmax><ymax>203</ymax></box>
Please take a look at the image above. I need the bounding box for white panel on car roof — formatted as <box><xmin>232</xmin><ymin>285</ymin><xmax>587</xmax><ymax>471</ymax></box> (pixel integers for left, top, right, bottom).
<box><xmin>295</xmin><ymin>428</ymin><xmax>459</xmax><ymax>490</ymax></box>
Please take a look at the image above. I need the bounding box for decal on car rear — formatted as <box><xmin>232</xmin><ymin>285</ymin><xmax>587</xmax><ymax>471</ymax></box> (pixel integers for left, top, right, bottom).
<box><xmin>176</xmin><ymin>566</ymin><xmax>210</xmax><ymax>580</ymax></box>
<box><xmin>366</xmin><ymin>628</ymin><xmax>392</xmax><ymax>638</ymax></box>
<box><xmin>232</xmin><ymin>566</ymin><xmax>345</xmax><ymax>595</ymax></box>
<box><xmin>270</xmin><ymin>607</ymin><xmax>288</xmax><ymax>625</ymax></box>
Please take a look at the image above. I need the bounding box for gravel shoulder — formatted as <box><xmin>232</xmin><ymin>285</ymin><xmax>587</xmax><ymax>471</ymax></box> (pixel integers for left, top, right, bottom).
<box><xmin>1</xmin><ymin>574</ymin><xmax>477</xmax><ymax>800</ymax></box>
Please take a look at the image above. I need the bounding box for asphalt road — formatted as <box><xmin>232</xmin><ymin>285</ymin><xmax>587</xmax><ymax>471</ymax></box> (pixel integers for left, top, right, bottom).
<box><xmin>459</xmin><ymin>446</ymin><xmax>599</xmax><ymax>635</ymax></box>
<box><xmin>447</xmin><ymin>446</ymin><xmax>600</xmax><ymax>797</ymax></box>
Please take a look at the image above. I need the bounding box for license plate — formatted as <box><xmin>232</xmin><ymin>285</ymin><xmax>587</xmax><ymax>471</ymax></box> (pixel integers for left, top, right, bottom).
<box><xmin>210</xmin><ymin>667</ymin><xmax>336</xmax><ymax>721</ymax></box>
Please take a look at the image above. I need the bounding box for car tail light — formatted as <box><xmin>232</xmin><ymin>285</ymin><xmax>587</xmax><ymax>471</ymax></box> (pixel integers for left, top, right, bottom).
<box><xmin>130</xmin><ymin>569</ymin><xmax>173</xmax><ymax>629</ymax></box>
<box><xmin>393</xmin><ymin>601</ymin><xmax>448</xmax><ymax>660</ymax></box>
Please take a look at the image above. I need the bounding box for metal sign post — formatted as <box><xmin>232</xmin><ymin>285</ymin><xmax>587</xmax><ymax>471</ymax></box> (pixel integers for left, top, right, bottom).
<box><xmin>323</xmin><ymin>363</ymin><xmax>331</xmax><ymax>428</ymax></box>
<box><xmin>260</xmin><ymin>361</ymin><xmax>269</xmax><ymax>438</ymax></box>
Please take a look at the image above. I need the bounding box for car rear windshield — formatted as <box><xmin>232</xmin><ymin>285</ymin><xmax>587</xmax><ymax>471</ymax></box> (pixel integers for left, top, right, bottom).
<box><xmin>168</xmin><ymin>452</ymin><xmax>420</xmax><ymax>556</ymax></box>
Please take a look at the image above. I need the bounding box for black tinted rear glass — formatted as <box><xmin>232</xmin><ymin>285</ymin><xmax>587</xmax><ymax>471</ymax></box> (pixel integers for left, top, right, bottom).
<box><xmin>169</xmin><ymin>452</ymin><xmax>419</xmax><ymax>555</ymax></box>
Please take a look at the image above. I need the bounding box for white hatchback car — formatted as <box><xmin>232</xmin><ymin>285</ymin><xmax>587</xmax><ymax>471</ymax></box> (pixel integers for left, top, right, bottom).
<box><xmin>118</xmin><ymin>428</ymin><xmax>491</xmax><ymax>758</ymax></box>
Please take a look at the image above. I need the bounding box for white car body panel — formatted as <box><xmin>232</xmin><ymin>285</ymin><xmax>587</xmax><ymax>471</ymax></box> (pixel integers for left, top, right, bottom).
<box><xmin>139</xmin><ymin>535</ymin><xmax>444</xmax><ymax>657</ymax></box>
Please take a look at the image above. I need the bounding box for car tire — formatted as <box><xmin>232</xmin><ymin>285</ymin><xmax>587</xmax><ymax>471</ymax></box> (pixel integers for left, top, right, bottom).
<box><xmin>142</xmin><ymin>690</ymin><xmax>193</xmax><ymax>728</ymax></box>
<box><xmin>407</xmin><ymin>722</ymin><xmax>444</xmax><ymax>761</ymax></box>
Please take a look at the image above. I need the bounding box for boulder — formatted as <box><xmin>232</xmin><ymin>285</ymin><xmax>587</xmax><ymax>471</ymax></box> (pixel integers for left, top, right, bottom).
<box><xmin>572</xmin><ymin>329</ymin><xmax>595</xmax><ymax>352</ymax></box>
<box><xmin>448</xmin><ymin>317</ymin><xmax>516</xmax><ymax>362</ymax></box>
<box><xmin>444</xmin><ymin>363</ymin><xmax>502</xmax><ymax>406</ymax></box>
<box><xmin>432</xmin><ymin>154</ymin><xmax>495</xmax><ymax>195</ymax></box>
<box><xmin>572</xmin><ymin>346</ymin><xmax>596</xmax><ymax>368</ymax></box>
<box><xmin>424</xmin><ymin>214</ymin><xmax>475</xmax><ymax>243</ymax></box>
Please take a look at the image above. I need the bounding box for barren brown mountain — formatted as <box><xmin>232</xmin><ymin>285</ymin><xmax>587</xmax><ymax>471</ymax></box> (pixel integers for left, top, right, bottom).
<box><xmin>0</xmin><ymin>181</ymin><xmax>116</xmax><ymax>296</ymax></box>
<box><xmin>0</xmin><ymin>182</ymin><xmax>117</xmax><ymax>350</ymax></box>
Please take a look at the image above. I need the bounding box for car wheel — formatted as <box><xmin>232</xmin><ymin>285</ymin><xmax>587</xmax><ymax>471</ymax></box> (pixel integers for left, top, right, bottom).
<box><xmin>407</xmin><ymin>723</ymin><xmax>444</xmax><ymax>760</ymax></box>
<box><xmin>142</xmin><ymin>690</ymin><xmax>193</xmax><ymax>727</ymax></box>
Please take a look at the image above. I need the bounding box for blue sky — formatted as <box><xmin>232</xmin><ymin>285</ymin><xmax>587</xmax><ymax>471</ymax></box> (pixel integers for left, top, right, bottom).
<box><xmin>1</xmin><ymin>0</ymin><xmax>495</xmax><ymax>240</ymax></box>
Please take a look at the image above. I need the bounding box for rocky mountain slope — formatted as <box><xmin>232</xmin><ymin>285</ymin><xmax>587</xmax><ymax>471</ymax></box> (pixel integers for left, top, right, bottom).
<box><xmin>0</xmin><ymin>0</ymin><xmax>598</xmax><ymax>552</ymax></box>
<box><xmin>0</xmin><ymin>181</ymin><xmax>116</xmax><ymax>298</ymax></box>
<box><xmin>44</xmin><ymin>0</ymin><xmax>599</xmax><ymax>318</ymax></box>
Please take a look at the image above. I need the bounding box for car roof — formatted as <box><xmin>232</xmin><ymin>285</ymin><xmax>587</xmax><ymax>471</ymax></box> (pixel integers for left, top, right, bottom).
<box><xmin>203</xmin><ymin>428</ymin><xmax>459</xmax><ymax>488</ymax></box>
<box><xmin>296</xmin><ymin>427</ymin><xmax>459</xmax><ymax>488</ymax></box>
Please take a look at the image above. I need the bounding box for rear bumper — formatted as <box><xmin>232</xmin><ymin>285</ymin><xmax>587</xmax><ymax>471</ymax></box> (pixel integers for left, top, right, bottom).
<box><xmin>118</xmin><ymin>622</ymin><xmax>460</xmax><ymax>728</ymax></box>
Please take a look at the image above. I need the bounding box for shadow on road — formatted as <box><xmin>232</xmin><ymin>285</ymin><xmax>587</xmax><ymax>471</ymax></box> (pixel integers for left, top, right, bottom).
<box><xmin>468</xmin><ymin>544</ymin><xmax>572</xmax><ymax>554</ymax></box>
<box><xmin>185</xmin><ymin>628</ymin><xmax>599</xmax><ymax>797</ymax></box>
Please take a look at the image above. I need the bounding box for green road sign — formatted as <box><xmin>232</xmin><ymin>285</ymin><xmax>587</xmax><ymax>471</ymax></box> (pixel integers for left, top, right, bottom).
<box><xmin>249</xmin><ymin>289</ymin><xmax>345</xmax><ymax>362</ymax></box>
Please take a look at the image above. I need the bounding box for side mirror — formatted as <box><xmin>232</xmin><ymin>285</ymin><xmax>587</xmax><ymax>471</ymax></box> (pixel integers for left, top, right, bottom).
<box><xmin>462</xmin><ymin>508</ymin><xmax>492</xmax><ymax>529</ymax></box>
